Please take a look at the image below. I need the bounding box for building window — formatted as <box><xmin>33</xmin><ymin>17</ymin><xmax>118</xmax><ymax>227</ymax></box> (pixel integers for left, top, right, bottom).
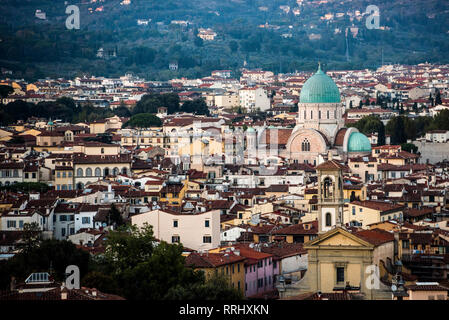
<box><xmin>352</xmin><ymin>206</ymin><xmax>356</xmax><ymax>215</ymax></box>
<box><xmin>60</xmin><ymin>215</ymin><xmax>67</xmax><ymax>222</ymax></box>
<box><xmin>203</xmin><ymin>236</ymin><xmax>212</xmax><ymax>243</ymax></box>
<box><xmin>336</xmin><ymin>267</ymin><xmax>345</xmax><ymax>283</ymax></box>
<box><xmin>82</xmin><ymin>217</ymin><xmax>90</xmax><ymax>224</ymax></box>
<box><xmin>172</xmin><ymin>236</ymin><xmax>180</xmax><ymax>243</ymax></box>
<box><xmin>325</xmin><ymin>213</ymin><xmax>332</xmax><ymax>227</ymax></box>
<box><xmin>173</xmin><ymin>220</ymin><xmax>178</xmax><ymax>227</ymax></box>
<box><xmin>205</xmin><ymin>220</ymin><xmax>210</xmax><ymax>228</ymax></box>
<box><xmin>76</xmin><ymin>168</ymin><xmax>83</xmax><ymax>177</ymax></box>
<box><xmin>61</xmin><ymin>228</ymin><xmax>66</xmax><ymax>237</ymax></box>
<box><xmin>301</xmin><ymin>138</ymin><xmax>310</xmax><ymax>152</ymax></box>
<box><xmin>7</xmin><ymin>221</ymin><xmax>16</xmax><ymax>228</ymax></box>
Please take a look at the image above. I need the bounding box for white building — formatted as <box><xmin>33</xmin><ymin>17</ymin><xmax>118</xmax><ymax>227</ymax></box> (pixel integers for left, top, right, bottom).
<box><xmin>239</xmin><ymin>87</ymin><xmax>271</xmax><ymax>112</ymax></box>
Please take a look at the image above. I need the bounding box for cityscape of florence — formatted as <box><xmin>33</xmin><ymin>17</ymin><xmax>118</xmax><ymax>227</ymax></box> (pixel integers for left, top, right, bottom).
<box><xmin>0</xmin><ymin>0</ymin><xmax>449</xmax><ymax>313</ymax></box>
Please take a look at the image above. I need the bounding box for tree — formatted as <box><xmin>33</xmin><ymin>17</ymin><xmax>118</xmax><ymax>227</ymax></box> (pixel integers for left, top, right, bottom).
<box><xmin>165</xmin><ymin>273</ymin><xmax>243</xmax><ymax>300</ymax></box>
<box><xmin>181</xmin><ymin>99</ymin><xmax>210</xmax><ymax>116</ymax></box>
<box><xmin>386</xmin><ymin>116</ymin><xmax>407</xmax><ymax>145</ymax></box>
<box><xmin>82</xmin><ymin>271</ymin><xmax>119</xmax><ymax>294</ymax></box>
<box><xmin>113</xmin><ymin>105</ymin><xmax>131</xmax><ymax>117</ymax></box>
<box><xmin>229</xmin><ymin>40</ymin><xmax>238</xmax><ymax>53</ymax></box>
<box><xmin>18</xmin><ymin>222</ymin><xmax>42</xmax><ymax>253</ymax></box>
<box><xmin>103</xmin><ymin>224</ymin><xmax>204</xmax><ymax>300</ymax></box>
<box><xmin>133</xmin><ymin>93</ymin><xmax>180</xmax><ymax>115</ymax></box>
<box><xmin>194</xmin><ymin>36</ymin><xmax>204</xmax><ymax>47</ymax></box>
<box><xmin>104</xmin><ymin>224</ymin><xmax>156</xmax><ymax>271</ymax></box>
<box><xmin>0</xmin><ymin>239</ymin><xmax>90</xmax><ymax>290</ymax></box>
<box><xmin>435</xmin><ymin>89</ymin><xmax>442</xmax><ymax>106</ymax></box>
<box><xmin>401</xmin><ymin>143</ymin><xmax>418</xmax><ymax>154</ymax></box>
<box><xmin>108</xmin><ymin>203</ymin><xmax>124</xmax><ymax>227</ymax></box>
<box><xmin>123</xmin><ymin>113</ymin><xmax>162</xmax><ymax>128</ymax></box>
<box><xmin>0</xmin><ymin>85</ymin><xmax>14</xmax><ymax>99</ymax></box>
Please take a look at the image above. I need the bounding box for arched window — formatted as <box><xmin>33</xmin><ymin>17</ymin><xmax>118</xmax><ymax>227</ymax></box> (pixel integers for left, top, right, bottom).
<box><xmin>319</xmin><ymin>111</ymin><xmax>321</xmax><ymax>119</ymax></box>
<box><xmin>121</xmin><ymin>167</ymin><xmax>127</xmax><ymax>175</ymax></box>
<box><xmin>77</xmin><ymin>182</ymin><xmax>84</xmax><ymax>190</ymax></box>
<box><xmin>310</xmin><ymin>110</ymin><xmax>313</xmax><ymax>119</ymax></box>
<box><xmin>301</xmin><ymin>138</ymin><xmax>310</xmax><ymax>152</ymax></box>
<box><xmin>86</xmin><ymin>168</ymin><xmax>92</xmax><ymax>177</ymax></box>
<box><xmin>327</xmin><ymin>110</ymin><xmax>330</xmax><ymax>119</ymax></box>
<box><xmin>113</xmin><ymin>167</ymin><xmax>119</xmax><ymax>176</ymax></box>
<box><xmin>334</xmin><ymin>110</ymin><xmax>337</xmax><ymax>119</ymax></box>
<box><xmin>95</xmin><ymin>167</ymin><xmax>101</xmax><ymax>177</ymax></box>
<box><xmin>325</xmin><ymin>213</ymin><xmax>332</xmax><ymax>227</ymax></box>
<box><xmin>104</xmin><ymin>168</ymin><xmax>110</xmax><ymax>177</ymax></box>
<box><xmin>323</xmin><ymin>177</ymin><xmax>333</xmax><ymax>198</ymax></box>
<box><xmin>77</xmin><ymin>168</ymin><xmax>83</xmax><ymax>177</ymax></box>
<box><xmin>101</xmin><ymin>148</ymin><xmax>104</xmax><ymax>154</ymax></box>
<box><xmin>304</xmin><ymin>110</ymin><xmax>306</xmax><ymax>119</ymax></box>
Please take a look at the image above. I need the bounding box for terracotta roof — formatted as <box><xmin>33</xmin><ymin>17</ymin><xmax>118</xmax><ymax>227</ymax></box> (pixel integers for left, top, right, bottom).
<box><xmin>334</xmin><ymin>128</ymin><xmax>347</xmax><ymax>146</ymax></box>
<box><xmin>185</xmin><ymin>252</ymin><xmax>245</xmax><ymax>268</ymax></box>
<box><xmin>316</xmin><ymin>160</ymin><xmax>346</xmax><ymax>170</ymax></box>
<box><xmin>355</xmin><ymin>228</ymin><xmax>394</xmax><ymax>246</ymax></box>
<box><xmin>406</xmin><ymin>284</ymin><xmax>449</xmax><ymax>292</ymax></box>
<box><xmin>272</xmin><ymin>220</ymin><xmax>318</xmax><ymax>235</ymax></box>
<box><xmin>350</xmin><ymin>200</ymin><xmax>406</xmax><ymax>213</ymax></box>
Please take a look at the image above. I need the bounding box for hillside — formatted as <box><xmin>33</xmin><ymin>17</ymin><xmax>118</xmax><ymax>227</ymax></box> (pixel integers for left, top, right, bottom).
<box><xmin>0</xmin><ymin>0</ymin><xmax>448</xmax><ymax>80</ymax></box>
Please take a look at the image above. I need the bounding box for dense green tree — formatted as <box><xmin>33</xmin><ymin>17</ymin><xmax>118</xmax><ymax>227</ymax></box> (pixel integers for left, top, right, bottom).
<box><xmin>386</xmin><ymin>116</ymin><xmax>408</xmax><ymax>144</ymax></box>
<box><xmin>401</xmin><ymin>142</ymin><xmax>418</xmax><ymax>154</ymax></box>
<box><xmin>0</xmin><ymin>85</ymin><xmax>14</xmax><ymax>99</ymax></box>
<box><xmin>181</xmin><ymin>98</ymin><xmax>210</xmax><ymax>116</ymax></box>
<box><xmin>108</xmin><ymin>203</ymin><xmax>124</xmax><ymax>227</ymax></box>
<box><xmin>229</xmin><ymin>40</ymin><xmax>239</xmax><ymax>53</ymax></box>
<box><xmin>165</xmin><ymin>273</ymin><xmax>244</xmax><ymax>300</ymax></box>
<box><xmin>133</xmin><ymin>93</ymin><xmax>180</xmax><ymax>115</ymax></box>
<box><xmin>113</xmin><ymin>105</ymin><xmax>132</xmax><ymax>117</ymax></box>
<box><xmin>435</xmin><ymin>89</ymin><xmax>442</xmax><ymax>105</ymax></box>
<box><xmin>0</xmin><ymin>239</ymin><xmax>90</xmax><ymax>290</ymax></box>
<box><xmin>103</xmin><ymin>224</ymin><xmax>205</xmax><ymax>300</ymax></box>
<box><xmin>123</xmin><ymin>113</ymin><xmax>162</xmax><ymax>128</ymax></box>
<box><xmin>82</xmin><ymin>271</ymin><xmax>119</xmax><ymax>294</ymax></box>
<box><xmin>18</xmin><ymin>222</ymin><xmax>42</xmax><ymax>253</ymax></box>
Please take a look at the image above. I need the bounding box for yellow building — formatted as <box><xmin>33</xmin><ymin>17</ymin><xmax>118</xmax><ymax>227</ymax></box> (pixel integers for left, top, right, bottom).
<box><xmin>54</xmin><ymin>165</ymin><xmax>74</xmax><ymax>190</ymax></box>
<box><xmin>347</xmin><ymin>200</ymin><xmax>406</xmax><ymax>228</ymax></box>
<box><xmin>159</xmin><ymin>181</ymin><xmax>188</xmax><ymax>207</ymax></box>
<box><xmin>185</xmin><ymin>252</ymin><xmax>246</xmax><ymax>295</ymax></box>
<box><xmin>279</xmin><ymin>227</ymin><xmax>395</xmax><ymax>300</ymax></box>
<box><xmin>343</xmin><ymin>184</ymin><xmax>367</xmax><ymax>202</ymax></box>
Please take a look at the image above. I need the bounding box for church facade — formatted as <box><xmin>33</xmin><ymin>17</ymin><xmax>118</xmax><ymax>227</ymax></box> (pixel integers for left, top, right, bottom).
<box><xmin>281</xmin><ymin>65</ymin><xmax>372</xmax><ymax>165</ymax></box>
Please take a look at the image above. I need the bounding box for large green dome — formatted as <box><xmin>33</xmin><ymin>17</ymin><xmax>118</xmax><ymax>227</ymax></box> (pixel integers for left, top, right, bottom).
<box><xmin>300</xmin><ymin>65</ymin><xmax>341</xmax><ymax>103</ymax></box>
<box><xmin>347</xmin><ymin>132</ymin><xmax>372</xmax><ymax>152</ymax></box>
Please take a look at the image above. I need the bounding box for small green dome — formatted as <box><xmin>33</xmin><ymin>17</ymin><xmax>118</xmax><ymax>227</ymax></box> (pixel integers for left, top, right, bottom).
<box><xmin>300</xmin><ymin>65</ymin><xmax>341</xmax><ymax>103</ymax></box>
<box><xmin>347</xmin><ymin>132</ymin><xmax>372</xmax><ymax>152</ymax></box>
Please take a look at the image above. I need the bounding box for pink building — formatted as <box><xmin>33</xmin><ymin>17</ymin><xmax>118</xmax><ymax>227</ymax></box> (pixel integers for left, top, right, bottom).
<box><xmin>234</xmin><ymin>244</ymin><xmax>280</xmax><ymax>298</ymax></box>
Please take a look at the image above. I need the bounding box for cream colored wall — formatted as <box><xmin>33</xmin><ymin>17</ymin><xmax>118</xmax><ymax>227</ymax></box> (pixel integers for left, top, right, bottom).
<box><xmin>348</xmin><ymin>204</ymin><xmax>380</xmax><ymax>228</ymax></box>
<box><xmin>132</xmin><ymin>209</ymin><xmax>221</xmax><ymax>251</ymax></box>
<box><xmin>409</xmin><ymin>290</ymin><xmax>448</xmax><ymax>300</ymax></box>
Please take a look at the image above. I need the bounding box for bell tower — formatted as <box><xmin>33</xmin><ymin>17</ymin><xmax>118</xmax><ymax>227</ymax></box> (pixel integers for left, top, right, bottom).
<box><xmin>316</xmin><ymin>157</ymin><xmax>345</xmax><ymax>233</ymax></box>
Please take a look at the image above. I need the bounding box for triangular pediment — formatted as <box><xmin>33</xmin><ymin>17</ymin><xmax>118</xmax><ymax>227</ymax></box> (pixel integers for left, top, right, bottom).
<box><xmin>304</xmin><ymin>227</ymin><xmax>373</xmax><ymax>248</ymax></box>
